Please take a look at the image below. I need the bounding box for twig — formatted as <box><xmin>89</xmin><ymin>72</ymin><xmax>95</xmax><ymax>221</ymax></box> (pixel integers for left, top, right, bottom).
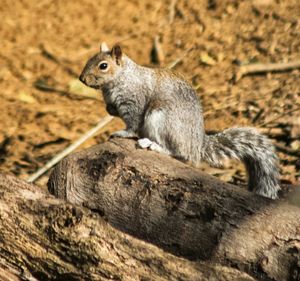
<box><xmin>34</xmin><ymin>80</ymin><xmax>99</xmax><ymax>100</ymax></box>
<box><xmin>167</xmin><ymin>47</ymin><xmax>194</xmax><ymax>69</ymax></box>
<box><xmin>27</xmin><ymin>116</ymin><xmax>114</xmax><ymax>183</ymax></box>
<box><xmin>235</xmin><ymin>59</ymin><xmax>300</xmax><ymax>81</ymax></box>
<box><xmin>274</xmin><ymin>143</ymin><xmax>300</xmax><ymax>158</ymax></box>
<box><xmin>259</xmin><ymin>107</ymin><xmax>300</xmax><ymax>127</ymax></box>
<box><xmin>252</xmin><ymin>108</ymin><xmax>264</xmax><ymax>124</ymax></box>
<box><xmin>203</xmin><ymin>100</ymin><xmax>240</xmax><ymax>116</ymax></box>
<box><xmin>0</xmin><ymin>54</ymin><xmax>26</xmax><ymax>81</ymax></box>
<box><xmin>169</xmin><ymin>0</ymin><xmax>178</xmax><ymax>24</ymax></box>
<box><xmin>151</xmin><ymin>36</ymin><xmax>165</xmax><ymax>65</ymax></box>
<box><xmin>258</xmin><ymin>127</ymin><xmax>285</xmax><ymax>138</ymax></box>
<box><xmin>40</xmin><ymin>44</ymin><xmax>78</xmax><ymax>77</ymax></box>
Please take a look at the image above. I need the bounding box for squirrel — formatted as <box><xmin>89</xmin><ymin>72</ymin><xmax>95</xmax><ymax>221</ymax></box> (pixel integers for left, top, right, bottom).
<box><xmin>79</xmin><ymin>42</ymin><xmax>280</xmax><ymax>199</ymax></box>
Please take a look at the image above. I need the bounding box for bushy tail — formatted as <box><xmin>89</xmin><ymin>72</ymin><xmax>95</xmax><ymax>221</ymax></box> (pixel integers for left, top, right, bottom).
<box><xmin>201</xmin><ymin>127</ymin><xmax>280</xmax><ymax>199</ymax></box>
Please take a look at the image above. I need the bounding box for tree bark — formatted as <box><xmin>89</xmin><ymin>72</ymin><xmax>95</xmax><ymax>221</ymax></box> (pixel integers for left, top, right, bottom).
<box><xmin>48</xmin><ymin>138</ymin><xmax>300</xmax><ymax>281</ymax></box>
<box><xmin>0</xmin><ymin>173</ymin><xmax>256</xmax><ymax>281</ymax></box>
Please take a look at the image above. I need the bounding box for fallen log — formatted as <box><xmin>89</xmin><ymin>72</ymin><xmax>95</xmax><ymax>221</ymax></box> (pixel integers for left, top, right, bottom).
<box><xmin>48</xmin><ymin>138</ymin><xmax>300</xmax><ymax>281</ymax></box>
<box><xmin>0</xmin><ymin>173</ymin><xmax>255</xmax><ymax>281</ymax></box>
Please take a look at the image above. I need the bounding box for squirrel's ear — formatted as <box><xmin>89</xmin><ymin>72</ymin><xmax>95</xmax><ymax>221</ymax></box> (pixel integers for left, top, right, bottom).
<box><xmin>111</xmin><ymin>44</ymin><xmax>123</xmax><ymax>65</ymax></box>
<box><xmin>100</xmin><ymin>42</ymin><xmax>110</xmax><ymax>53</ymax></box>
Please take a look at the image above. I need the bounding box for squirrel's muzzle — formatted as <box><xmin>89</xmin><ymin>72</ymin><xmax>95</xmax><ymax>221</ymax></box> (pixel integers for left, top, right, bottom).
<box><xmin>79</xmin><ymin>73</ymin><xmax>93</xmax><ymax>85</ymax></box>
<box><xmin>79</xmin><ymin>73</ymin><xmax>85</xmax><ymax>83</ymax></box>
<box><xmin>79</xmin><ymin>73</ymin><xmax>99</xmax><ymax>89</ymax></box>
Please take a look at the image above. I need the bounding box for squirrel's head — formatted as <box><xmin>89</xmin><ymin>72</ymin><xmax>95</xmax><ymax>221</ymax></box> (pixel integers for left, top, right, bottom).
<box><xmin>79</xmin><ymin>42</ymin><xmax>124</xmax><ymax>89</ymax></box>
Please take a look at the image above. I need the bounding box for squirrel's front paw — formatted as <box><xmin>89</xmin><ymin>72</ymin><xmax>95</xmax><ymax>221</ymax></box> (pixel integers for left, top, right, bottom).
<box><xmin>137</xmin><ymin>138</ymin><xmax>153</xmax><ymax>148</ymax></box>
<box><xmin>110</xmin><ymin>130</ymin><xmax>137</xmax><ymax>139</ymax></box>
<box><xmin>138</xmin><ymin>138</ymin><xmax>171</xmax><ymax>155</ymax></box>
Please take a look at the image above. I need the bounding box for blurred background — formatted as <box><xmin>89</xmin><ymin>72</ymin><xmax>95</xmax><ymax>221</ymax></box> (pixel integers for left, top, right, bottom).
<box><xmin>0</xmin><ymin>0</ymin><xmax>299</xmax><ymax>187</ymax></box>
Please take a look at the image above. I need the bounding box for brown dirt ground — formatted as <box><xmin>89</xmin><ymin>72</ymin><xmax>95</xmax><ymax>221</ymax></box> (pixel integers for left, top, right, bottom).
<box><xmin>0</xmin><ymin>0</ymin><xmax>299</xmax><ymax>188</ymax></box>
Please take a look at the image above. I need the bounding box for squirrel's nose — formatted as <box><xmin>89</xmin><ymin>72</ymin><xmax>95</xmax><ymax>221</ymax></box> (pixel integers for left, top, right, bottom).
<box><xmin>79</xmin><ymin>74</ymin><xmax>85</xmax><ymax>83</ymax></box>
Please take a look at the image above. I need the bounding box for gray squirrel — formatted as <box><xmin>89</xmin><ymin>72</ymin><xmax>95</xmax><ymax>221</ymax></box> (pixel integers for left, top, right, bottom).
<box><xmin>79</xmin><ymin>42</ymin><xmax>280</xmax><ymax>199</ymax></box>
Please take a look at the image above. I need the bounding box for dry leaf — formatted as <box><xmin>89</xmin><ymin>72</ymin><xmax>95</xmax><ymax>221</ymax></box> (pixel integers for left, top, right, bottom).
<box><xmin>18</xmin><ymin>91</ymin><xmax>37</xmax><ymax>104</ymax></box>
<box><xmin>68</xmin><ymin>79</ymin><xmax>99</xmax><ymax>99</ymax></box>
<box><xmin>199</xmin><ymin>52</ymin><xmax>217</xmax><ymax>66</ymax></box>
<box><xmin>291</xmin><ymin>140</ymin><xmax>300</xmax><ymax>150</ymax></box>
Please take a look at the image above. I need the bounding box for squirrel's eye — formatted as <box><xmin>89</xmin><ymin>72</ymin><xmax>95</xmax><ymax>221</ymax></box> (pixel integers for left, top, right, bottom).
<box><xmin>99</xmin><ymin>62</ymin><xmax>108</xmax><ymax>70</ymax></box>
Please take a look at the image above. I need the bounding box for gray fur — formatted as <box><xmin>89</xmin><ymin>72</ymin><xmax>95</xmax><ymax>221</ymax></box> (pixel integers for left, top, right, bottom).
<box><xmin>79</xmin><ymin>45</ymin><xmax>280</xmax><ymax>199</ymax></box>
